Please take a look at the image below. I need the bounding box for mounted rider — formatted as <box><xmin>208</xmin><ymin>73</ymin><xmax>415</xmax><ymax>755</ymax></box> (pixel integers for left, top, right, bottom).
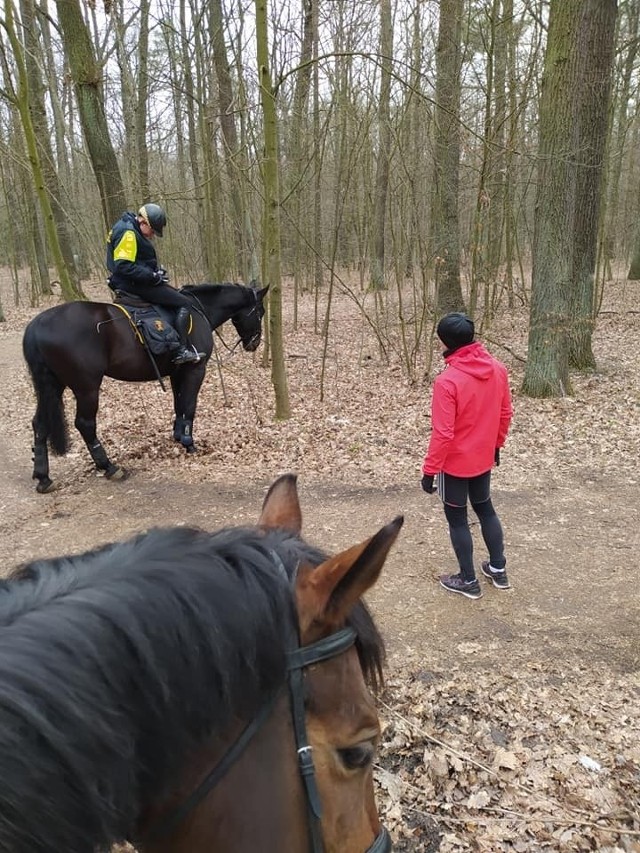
<box><xmin>106</xmin><ymin>203</ymin><xmax>204</xmax><ymax>365</ymax></box>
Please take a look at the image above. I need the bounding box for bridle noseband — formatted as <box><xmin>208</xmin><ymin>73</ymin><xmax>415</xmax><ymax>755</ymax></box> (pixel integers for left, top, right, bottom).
<box><xmin>143</xmin><ymin>569</ymin><xmax>391</xmax><ymax>853</ymax></box>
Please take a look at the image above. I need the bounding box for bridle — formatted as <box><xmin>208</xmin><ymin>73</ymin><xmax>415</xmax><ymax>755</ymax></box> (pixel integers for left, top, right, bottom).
<box><xmin>184</xmin><ymin>287</ymin><xmax>262</xmax><ymax>355</ymax></box>
<box><xmin>143</xmin><ymin>587</ymin><xmax>392</xmax><ymax>852</ymax></box>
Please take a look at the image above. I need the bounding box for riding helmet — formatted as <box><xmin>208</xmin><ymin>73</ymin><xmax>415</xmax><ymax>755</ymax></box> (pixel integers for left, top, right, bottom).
<box><xmin>138</xmin><ymin>203</ymin><xmax>167</xmax><ymax>237</ymax></box>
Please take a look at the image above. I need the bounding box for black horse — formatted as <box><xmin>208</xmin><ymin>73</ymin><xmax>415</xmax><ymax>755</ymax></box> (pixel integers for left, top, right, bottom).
<box><xmin>23</xmin><ymin>283</ymin><xmax>268</xmax><ymax>493</ymax></box>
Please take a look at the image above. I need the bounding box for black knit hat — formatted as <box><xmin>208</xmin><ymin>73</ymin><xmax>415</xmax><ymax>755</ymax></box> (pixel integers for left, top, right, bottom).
<box><xmin>437</xmin><ymin>312</ymin><xmax>475</xmax><ymax>352</ymax></box>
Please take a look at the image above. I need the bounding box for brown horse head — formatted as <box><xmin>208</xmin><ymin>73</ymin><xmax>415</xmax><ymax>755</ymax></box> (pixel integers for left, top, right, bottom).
<box><xmin>139</xmin><ymin>474</ymin><xmax>401</xmax><ymax>853</ymax></box>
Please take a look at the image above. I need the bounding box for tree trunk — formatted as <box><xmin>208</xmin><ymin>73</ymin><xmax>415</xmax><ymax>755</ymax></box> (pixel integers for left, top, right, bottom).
<box><xmin>487</xmin><ymin>0</ymin><xmax>508</xmax><ymax>312</ymax></box>
<box><xmin>523</xmin><ymin>0</ymin><xmax>613</xmax><ymax>396</ymax></box>
<box><xmin>255</xmin><ymin>0</ymin><xmax>290</xmax><ymax>418</ymax></box>
<box><xmin>135</xmin><ymin>0</ymin><xmax>150</xmax><ymax>200</ymax></box>
<box><xmin>179</xmin><ymin>0</ymin><xmax>208</xmax><ymax>272</ymax></box>
<box><xmin>431</xmin><ymin>0</ymin><xmax>465</xmax><ymax>314</ymax></box>
<box><xmin>311</xmin><ymin>0</ymin><xmax>323</xmax><ymax>304</ymax></box>
<box><xmin>210</xmin><ymin>0</ymin><xmax>251</xmax><ymax>280</ymax></box>
<box><xmin>286</xmin><ymin>0</ymin><xmax>314</xmax><ymax>321</ymax></box>
<box><xmin>20</xmin><ymin>0</ymin><xmax>81</xmax><ymax>291</ymax></box>
<box><xmin>2</xmin><ymin>0</ymin><xmax>83</xmax><ymax>302</ymax></box>
<box><xmin>55</xmin><ymin>0</ymin><xmax>127</xmax><ymax>229</ymax></box>
<box><xmin>112</xmin><ymin>0</ymin><xmax>137</xmax><ymax>191</ymax></box>
<box><xmin>370</xmin><ymin>0</ymin><xmax>392</xmax><ymax>291</ymax></box>
<box><xmin>569</xmin><ymin>0</ymin><xmax>617</xmax><ymax>368</ymax></box>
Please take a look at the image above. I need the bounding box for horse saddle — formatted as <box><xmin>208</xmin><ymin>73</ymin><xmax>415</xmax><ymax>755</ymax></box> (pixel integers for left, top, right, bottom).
<box><xmin>112</xmin><ymin>292</ymin><xmax>181</xmax><ymax>356</ymax></box>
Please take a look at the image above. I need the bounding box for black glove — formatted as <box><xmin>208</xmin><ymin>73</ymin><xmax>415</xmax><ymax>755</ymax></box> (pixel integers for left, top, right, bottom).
<box><xmin>421</xmin><ymin>474</ymin><xmax>436</xmax><ymax>494</ymax></box>
<box><xmin>494</xmin><ymin>448</ymin><xmax>501</xmax><ymax>466</ymax></box>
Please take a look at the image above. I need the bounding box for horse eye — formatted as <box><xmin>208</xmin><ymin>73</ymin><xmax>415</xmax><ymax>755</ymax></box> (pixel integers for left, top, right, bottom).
<box><xmin>338</xmin><ymin>742</ymin><xmax>375</xmax><ymax>770</ymax></box>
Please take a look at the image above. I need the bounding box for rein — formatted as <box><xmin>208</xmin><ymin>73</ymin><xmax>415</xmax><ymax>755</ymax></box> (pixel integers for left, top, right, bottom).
<box><xmin>142</xmin><ymin>553</ymin><xmax>391</xmax><ymax>853</ymax></box>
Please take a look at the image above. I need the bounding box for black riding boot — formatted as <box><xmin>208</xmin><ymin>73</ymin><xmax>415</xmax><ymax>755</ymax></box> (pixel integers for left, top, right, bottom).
<box><xmin>173</xmin><ymin>307</ymin><xmax>202</xmax><ymax>365</ymax></box>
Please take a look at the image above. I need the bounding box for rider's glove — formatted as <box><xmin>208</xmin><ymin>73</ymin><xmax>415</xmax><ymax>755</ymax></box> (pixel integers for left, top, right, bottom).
<box><xmin>421</xmin><ymin>474</ymin><xmax>436</xmax><ymax>494</ymax></box>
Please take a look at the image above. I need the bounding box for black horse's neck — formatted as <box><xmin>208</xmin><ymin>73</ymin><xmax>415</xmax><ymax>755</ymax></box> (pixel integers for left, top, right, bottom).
<box><xmin>180</xmin><ymin>284</ymin><xmax>253</xmax><ymax>332</ymax></box>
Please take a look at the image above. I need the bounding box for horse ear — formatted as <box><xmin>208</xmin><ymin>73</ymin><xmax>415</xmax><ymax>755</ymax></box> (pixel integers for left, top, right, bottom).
<box><xmin>259</xmin><ymin>473</ymin><xmax>302</xmax><ymax>534</ymax></box>
<box><xmin>258</xmin><ymin>285</ymin><xmax>270</xmax><ymax>301</ymax></box>
<box><xmin>295</xmin><ymin>516</ymin><xmax>403</xmax><ymax>635</ymax></box>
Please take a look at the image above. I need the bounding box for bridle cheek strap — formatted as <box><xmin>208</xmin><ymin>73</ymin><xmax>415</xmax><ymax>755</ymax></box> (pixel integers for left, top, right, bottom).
<box><xmin>286</xmin><ymin>628</ymin><xmax>358</xmax><ymax>852</ymax></box>
<box><xmin>287</xmin><ymin>627</ymin><xmax>393</xmax><ymax>853</ymax></box>
<box><xmin>289</xmin><ymin>663</ymin><xmax>323</xmax><ymax>850</ymax></box>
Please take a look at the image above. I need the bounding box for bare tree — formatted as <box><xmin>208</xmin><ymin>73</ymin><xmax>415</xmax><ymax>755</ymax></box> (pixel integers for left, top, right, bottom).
<box><xmin>255</xmin><ymin>0</ymin><xmax>290</xmax><ymax>418</ymax></box>
<box><xmin>1</xmin><ymin>0</ymin><xmax>83</xmax><ymax>301</ymax></box>
<box><xmin>370</xmin><ymin>0</ymin><xmax>392</xmax><ymax>291</ymax></box>
<box><xmin>523</xmin><ymin>0</ymin><xmax>617</xmax><ymax>397</ymax></box>
<box><xmin>569</xmin><ymin>0</ymin><xmax>617</xmax><ymax>368</ymax></box>
<box><xmin>209</xmin><ymin>0</ymin><xmax>256</xmax><ymax>281</ymax></box>
<box><xmin>284</xmin><ymin>0</ymin><xmax>314</xmax><ymax>324</ymax></box>
<box><xmin>20</xmin><ymin>0</ymin><xmax>81</xmax><ymax>289</ymax></box>
<box><xmin>431</xmin><ymin>0</ymin><xmax>465</xmax><ymax>314</ymax></box>
<box><xmin>54</xmin><ymin>0</ymin><xmax>127</xmax><ymax>228</ymax></box>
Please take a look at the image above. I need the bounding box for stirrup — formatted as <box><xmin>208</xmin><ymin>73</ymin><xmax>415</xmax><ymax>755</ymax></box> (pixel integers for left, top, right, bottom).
<box><xmin>172</xmin><ymin>348</ymin><xmax>201</xmax><ymax>365</ymax></box>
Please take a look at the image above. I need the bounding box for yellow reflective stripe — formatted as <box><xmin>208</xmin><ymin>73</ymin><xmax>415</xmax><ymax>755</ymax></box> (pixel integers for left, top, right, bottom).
<box><xmin>112</xmin><ymin>303</ymin><xmax>144</xmax><ymax>344</ymax></box>
<box><xmin>113</xmin><ymin>230</ymin><xmax>138</xmax><ymax>262</ymax></box>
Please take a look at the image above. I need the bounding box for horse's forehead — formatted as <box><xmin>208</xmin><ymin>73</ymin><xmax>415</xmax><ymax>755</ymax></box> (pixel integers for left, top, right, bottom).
<box><xmin>304</xmin><ymin>646</ymin><xmax>377</xmax><ymax>726</ymax></box>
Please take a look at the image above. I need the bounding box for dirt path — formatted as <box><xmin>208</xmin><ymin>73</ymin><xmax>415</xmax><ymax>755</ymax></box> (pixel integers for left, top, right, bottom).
<box><xmin>1</xmin><ymin>327</ymin><xmax>637</xmax><ymax>675</ymax></box>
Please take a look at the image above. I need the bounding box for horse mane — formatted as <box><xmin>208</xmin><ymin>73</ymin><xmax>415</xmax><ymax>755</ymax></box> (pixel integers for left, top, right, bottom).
<box><xmin>0</xmin><ymin>525</ymin><xmax>383</xmax><ymax>852</ymax></box>
<box><xmin>181</xmin><ymin>282</ymin><xmax>252</xmax><ymax>296</ymax></box>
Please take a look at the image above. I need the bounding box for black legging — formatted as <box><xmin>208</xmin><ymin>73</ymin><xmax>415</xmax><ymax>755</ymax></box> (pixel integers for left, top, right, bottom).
<box><xmin>119</xmin><ymin>281</ymin><xmax>192</xmax><ymax>309</ymax></box>
<box><xmin>443</xmin><ymin>498</ymin><xmax>506</xmax><ymax>581</ymax></box>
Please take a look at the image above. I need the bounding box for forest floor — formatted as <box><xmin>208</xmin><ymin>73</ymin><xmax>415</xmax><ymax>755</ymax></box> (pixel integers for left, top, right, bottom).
<box><xmin>0</xmin><ymin>271</ymin><xmax>638</xmax><ymax>852</ymax></box>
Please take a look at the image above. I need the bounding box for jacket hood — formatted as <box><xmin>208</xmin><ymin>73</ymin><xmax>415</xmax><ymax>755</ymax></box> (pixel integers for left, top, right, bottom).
<box><xmin>444</xmin><ymin>341</ymin><xmax>495</xmax><ymax>379</ymax></box>
<box><xmin>123</xmin><ymin>210</ymin><xmax>141</xmax><ymax>229</ymax></box>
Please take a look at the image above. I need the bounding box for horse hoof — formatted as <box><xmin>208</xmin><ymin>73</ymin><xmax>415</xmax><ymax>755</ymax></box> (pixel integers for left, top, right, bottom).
<box><xmin>105</xmin><ymin>466</ymin><xmax>127</xmax><ymax>481</ymax></box>
<box><xmin>36</xmin><ymin>479</ymin><xmax>56</xmax><ymax>494</ymax></box>
<box><xmin>185</xmin><ymin>443</ymin><xmax>197</xmax><ymax>454</ymax></box>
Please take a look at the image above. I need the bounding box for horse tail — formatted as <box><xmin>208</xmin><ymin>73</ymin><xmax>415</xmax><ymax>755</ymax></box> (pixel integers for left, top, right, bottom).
<box><xmin>22</xmin><ymin>319</ymin><xmax>69</xmax><ymax>456</ymax></box>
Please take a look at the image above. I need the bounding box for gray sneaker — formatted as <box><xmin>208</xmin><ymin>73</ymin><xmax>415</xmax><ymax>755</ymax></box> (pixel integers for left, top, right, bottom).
<box><xmin>481</xmin><ymin>561</ymin><xmax>511</xmax><ymax>590</ymax></box>
<box><xmin>439</xmin><ymin>573</ymin><xmax>482</xmax><ymax>600</ymax></box>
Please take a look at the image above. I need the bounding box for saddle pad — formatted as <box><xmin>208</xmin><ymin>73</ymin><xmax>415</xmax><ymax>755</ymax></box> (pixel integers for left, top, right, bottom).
<box><xmin>113</xmin><ymin>303</ymin><xmax>181</xmax><ymax>356</ymax></box>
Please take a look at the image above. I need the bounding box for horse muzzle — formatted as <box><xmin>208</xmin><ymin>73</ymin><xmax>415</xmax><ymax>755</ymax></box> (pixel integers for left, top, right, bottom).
<box><xmin>243</xmin><ymin>334</ymin><xmax>261</xmax><ymax>352</ymax></box>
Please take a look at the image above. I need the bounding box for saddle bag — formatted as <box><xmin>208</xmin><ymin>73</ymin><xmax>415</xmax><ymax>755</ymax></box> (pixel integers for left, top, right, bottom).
<box><xmin>134</xmin><ymin>307</ymin><xmax>181</xmax><ymax>356</ymax></box>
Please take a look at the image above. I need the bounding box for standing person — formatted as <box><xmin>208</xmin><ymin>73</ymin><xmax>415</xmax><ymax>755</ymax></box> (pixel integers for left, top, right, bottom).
<box><xmin>106</xmin><ymin>204</ymin><xmax>203</xmax><ymax>365</ymax></box>
<box><xmin>421</xmin><ymin>313</ymin><xmax>513</xmax><ymax>599</ymax></box>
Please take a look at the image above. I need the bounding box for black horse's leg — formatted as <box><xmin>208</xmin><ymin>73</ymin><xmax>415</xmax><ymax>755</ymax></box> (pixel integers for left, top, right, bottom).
<box><xmin>72</xmin><ymin>385</ymin><xmax>126</xmax><ymax>480</ymax></box>
<box><xmin>28</xmin><ymin>369</ymin><xmax>66</xmax><ymax>493</ymax></box>
<box><xmin>170</xmin><ymin>365</ymin><xmax>206</xmax><ymax>453</ymax></box>
<box><xmin>31</xmin><ymin>415</ymin><xmax>54</xmax><ymax>494</ymax></box>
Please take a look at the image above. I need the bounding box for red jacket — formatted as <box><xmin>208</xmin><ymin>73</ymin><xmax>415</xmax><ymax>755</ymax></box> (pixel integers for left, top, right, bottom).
<box><xmin>422</xmin><ymin>342</ymin><xmax>512</xmax><ymax>478</ymax></box>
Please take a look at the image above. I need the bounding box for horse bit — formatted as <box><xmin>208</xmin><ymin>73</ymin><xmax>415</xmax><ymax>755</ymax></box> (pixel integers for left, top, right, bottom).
<box><xmin>143</xmin><ymin>575</ymin><xmax>392</xmax><ymax>852</ymax></box>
